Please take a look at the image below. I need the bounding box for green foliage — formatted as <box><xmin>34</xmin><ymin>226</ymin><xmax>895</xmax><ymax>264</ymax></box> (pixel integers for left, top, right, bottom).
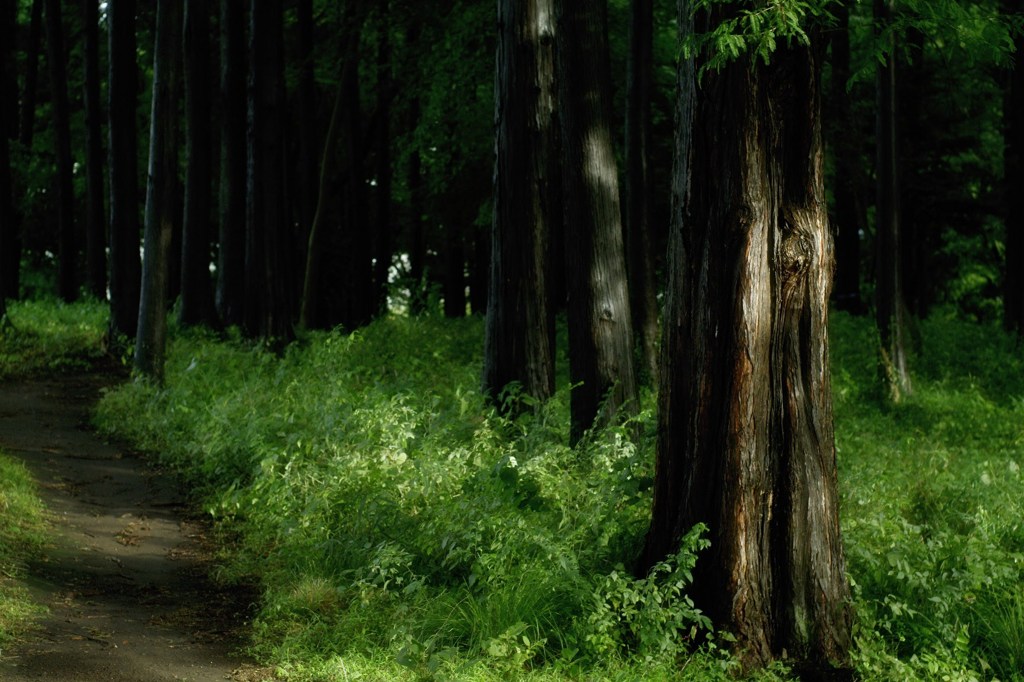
<box><xmin>0</xmin><ymin>298</ymin><xmax>108</xmax><ymax>379</ymax></box>
<box><xmin>0</xmin><ymin>453</ymin><xmax>47</xmax><ymax>648</ymax></box>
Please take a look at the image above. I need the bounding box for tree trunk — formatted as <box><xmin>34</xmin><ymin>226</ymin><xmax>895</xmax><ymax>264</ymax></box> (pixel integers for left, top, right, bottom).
<box><xmin>407</xmin><ymin>99</ymin><xmax>427</xmax><ymax>315</ymax></box>
<box><xmin>1005</xmin><ymin>0</ymin><xmax>1024</xmax><ymax>334</ymax></box>
<box><xmin>0</xmin><ymin>0</ymin><xmax>14</xmax><ymax>314</ymax></box>
<box><xmin>641</xmin><ymin>6</ymin><xmax>853</xmax><ymax>674</ymax></box>
<box><xmin>442</xmin><ymin>221</ymin><xmax>465</xmax><ymax>318</ymax></box>
<box><xmin>44</xmin><ymin>0</ymin><xmax>77</xmax><ymax>302</ymax></box>
<box><xmin>483</xmin><ymin>0</ymin><xmax>558</xmax><ymax>409</ymax></box>
<box><xmin>373</xmin><ymin>6</ymin><xmax>394</xmax><ymax>317</ymax></box>
<box><xmin>625</xmin><ymin>0</ymin><xmax>658</xmax><ymax>386</ymax></box>
<box><xmin>180</xmin><ymin>0</ymin><xmax>217</xmax><ymax>327</ymax></box>
<box><xmin>827</xmin><ymin>1</ymin><xmax>864</xmax><ymax>314</ymax></box>
<box><xmin>19</xmin><ymin>0</ymin><xmax>42</xmax><ymax>149</ymax></box>
<box><xmin>82</xmin><ymin>0</ymin><xmax>106</xmax><ymax>300</ymax></box>
<box><xmin>244</xmin><ymin>0</ymin><xmax>292</xmax><ymax>341</ymax></box>
<box><xmin>135</xmin><ymin>0</ymin><xmax>183</xmax><ymax>382</ymax></box>
<box><xmin>1</xmin><ymin>0</ymin><xmax>18</xmax><ymax>301</ymax></box>
<box><xmin>556</xmin><ymin>0</ymin><xmax>637</xmax><ymax>445</ymax></box>
<box><xmin>874</xmin><ymin>0</ymin><xmax>911</xmax><ymax>400</ymax></box>
<box><xmin>295</xmin><ymin>0</ymin><xmax>317</xmax><ymax>245</ymax></box>
<box><xmin>107</xmin><ymin>0</ymin><xmax>141</xmax><ymax>340</ymax></box>
<box><xmin>217</xmin><ymin>0</ymin><xmax>246</xmax><ymax>328</ymax></box>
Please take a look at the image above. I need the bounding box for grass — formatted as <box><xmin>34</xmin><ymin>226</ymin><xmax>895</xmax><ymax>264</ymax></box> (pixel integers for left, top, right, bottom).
<box><xmin>0</xmin><ymin>298</ymin><xmax>1019</xmax><ymax>680</ymax></box>
<box><xmin>0</xmin><ymin>454</ymin><xmax>47</xmax><ymax>648</ymax></box>
<box><xmin>0</xmin><ymin>297</ymin><xmax>109</xmax><ymax>379</ymax></box>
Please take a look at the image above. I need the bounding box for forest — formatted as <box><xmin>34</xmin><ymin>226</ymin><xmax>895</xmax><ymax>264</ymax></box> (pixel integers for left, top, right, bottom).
<box><xmin>0</xmin><ymin>0</ymin><xmax>1023</xmax><ymax>680</ymax></box>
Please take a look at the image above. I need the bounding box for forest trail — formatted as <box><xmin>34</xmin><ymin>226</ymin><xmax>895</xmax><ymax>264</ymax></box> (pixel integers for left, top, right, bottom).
<box><xmin>0</xmin><ymin>368</ymin><xmax>273</xmax><ymax>682</ymax></box>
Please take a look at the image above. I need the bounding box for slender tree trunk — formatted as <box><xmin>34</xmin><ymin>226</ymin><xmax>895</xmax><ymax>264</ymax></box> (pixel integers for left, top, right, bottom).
<box><xmin>337</xmin><ymin>51</ymin><xmax>373</xmax><ymax>330</ymax></box>
<box><xmin>19</xmin><ymin>0</ymin><xmax>42</xmax><ymax>149</ymax></box>
<box><xmin>295</xmin><ymin>0</ymin><xmax>317</xmax><ymax>243</ymax></box>
<box><xmin>0</xmin><ymin>0</ymin><xmax>14</xmax><ymax>314</ymax></box>
<box><xmin>875</xmin><ymin>0</ymin><xmax>911</xmax><ymax>399</ymax></box>
<box><xmin>556</xmin><ymin>0</ymin><xmax>637</xmax><ymax>445</ymax></box>
<box><xmin>107</xmin><ymin>0</ymin><xmax>140</xmax><ymax>339</ymax></box>
<box><xmin>1005</xmin><ymin>0</ymin><xmax>1024</xmax><ymax>334</ymax></box>
<box><xmin>483</xmin><ymin>0</ymin><xmax>558</xmax><ymax>409</ymax></box>
<box><xmin>244</xmin><ymin>0</ymin><xmax>292</xmax><ymax>341</ymax></box>
<box><xmin>135</xmin><ymin>0</ymin><xmax>183</xmax><ymax>382</ymax></box>
<box><xmin>407</xmin><ymin>99</ymin><xmax>427</xmax><ymax>315</ymax></box>
<box><xmin>1</xmin><ymin>0</ymin><xmax>18</xmax><ymax>301</ymax></box>
<box><xmin>828</xmin><ymin>2</ymin><xmax>864</xmax><ymax>314</ymax></box>
<box><xmin>625</xmin><ymin>0</ymin><xmax>658</xmax><ymax>386</ymax></box>
<box><xmin>82</xmin><ymin>0</ymin><xmax>106</xmax><ymax>300</ymax></box>
<box><xmin>442</xmin><ymin>221</ymin><xmax>465</xmax><ymax>318</ymax></box>
<box><xmin>373</xmin><ymin>6</ymin><xmax>394</xmax><ymax>316</ymax></box>
<box><xmin>641</xmin><ymin>6</ymin><xmax>852</xmax><ymax>673</ymax></box>
<box><xmin>180</xmin><ymin>0</ymin><xmax>217</xmax><ymax>327</ymax></box>
<box><xmin>44</xmin><ymin>0</ymin><xmax>77</xmax><ymax>302</ymax></box>
<box><xmin>217</xmin><ymin>0</ymin><xmax>246</xmax><ymax>327</ymax></box>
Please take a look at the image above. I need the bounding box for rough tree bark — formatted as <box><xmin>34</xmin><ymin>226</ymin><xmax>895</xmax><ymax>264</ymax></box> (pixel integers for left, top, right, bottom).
<box><xmin>640</xmin><ymin>5</ymin><xmax>853</xmax><ymax>674</ymax></box>
<box><xmin>82</xmin><ymin>0</ymin><xmax>106</xmax><ymax>300</ymax></box>
<box><xmin>556</xmin><ymin>0</ymin><xmax>638</xmax><ymax>445</ymax></box>
<box><xmin>217</xmin><ymin>0</ymin><xmax>246</xmax><ymax>327</ymax></box>
<box><xmin>875</xmin><ymin>0</ymin><xmax>911</xmax><ymax>399</ymax></box>
<box><xmin>135</xmin><ymin>0</ymin><xmax>183</xmax><ymax>382</ymax></box>
<box><xmin>483</xmin><ymin>0</ymin><xmax>558</xmax><ymax>409</ymax></box>
<box><xmin>180</xmin><ymin>0</ymin><xmax>217</xmax><ymax>327</ymax></box>
<box><xmin>44</xmin><ymin>0</ymin><xmax>77</xmax><ymax>302</ymax></box>
<box><xmin>625</xmin><ymin>0</ymin><xmax>659</xmax><ymax>385</ymax></box>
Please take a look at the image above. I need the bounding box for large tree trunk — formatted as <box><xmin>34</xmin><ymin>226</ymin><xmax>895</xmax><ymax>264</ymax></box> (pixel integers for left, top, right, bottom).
<box><xmin>1004</xmin><ymin>0</ymin><xmax>1024</xmax><ymax>334</ymax></box>
<box><xmin>483</xmin><ymin>0</ymin><xmax>558</xmax><ymax>409</ymax></box>
<box><xmin>107</xmin><ymin>0</ymin><xmax>141</xmax><ymax>339</ymax></box>
<box><xmin>44</xmin><ymin>0</ymin><xmax>77</xmax><ymax>302</ymax></box>
<box><xmin>641</xmin><ymin>6</ymin><xmax>852</xmax><ymax>673</ymax></box>
<box><xmin>244</xmin><ymin>0</ymin><xmax>292</xmax><ymax>341</ymax></box>
<box><xmin>556</xmin><ymin>0</ymin><xmax>637</xmax><ymax>445</ymax></box>
<box><xmin>295</xmin><ymin>0</ymin><xmax>317</xmax><ymax>246</ymax></box>
<box><xmin>1</xmin><ymin>0</ymin><xmax>14</xmax><ymax>144</ymax></box>
<box><xmin>217</xmin><ymin>0</ymin><xmax>246</xmax><ymax>328</ymax></box>
<box><xmin>827</xmin><ymin>1</ymin><xmax>864</xmax><ymax>314</ymax></box>
<box><xmin>874</xmin><ymin>0</ymin><xmax>911</xmax><ymax>400</ymax></box>
<box><xmin>135</xmin><ymin>0</ymin><xmax>183</xmax><ymax>382</ymax></box>
<box><xmin>625</xmin><ymin>0</ymin><xmax>658</xmax><ymax>386</ymax></box>
<box><xmin>179</xmin><ymin>0</ymin><xmax>217</xmax><ymax>327</ymax></box>
<box><xmin>82</xmin><ymin>0</ymin><xmax>106</xmax><ymax>300</ymax></box>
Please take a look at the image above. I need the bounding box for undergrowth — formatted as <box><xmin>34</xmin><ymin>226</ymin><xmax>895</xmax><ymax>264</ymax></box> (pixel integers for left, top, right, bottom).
<box><xmin>0</xmin><ymin>298</ymin><xmax>108</xmax><ymax>379</ymax></box>
<box><xmin>0</xmin><ymin>453</ymin><xmax>47</xmax><ymax>650</ymax></box>
<box><xmin>86</xmin><ymin>308</ymin><xmax>1024</xmax><ymax>681</ymax></box>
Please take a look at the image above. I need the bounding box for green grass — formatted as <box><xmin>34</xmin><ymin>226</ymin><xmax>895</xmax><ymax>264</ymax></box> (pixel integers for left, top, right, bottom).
<box><xmin>83</xmin><ymin>308</ymin><xmax>1024</xmax><ymax>681</ymax></box>
<box><xmin>0</xmin><ymin>454</ymin><xmax>47</xmax><ymax>648</ymax></box>
<box><xmin>0</xmin><ymin>298</ymin><xmax>109</xmax><ymax>379</ymax></box>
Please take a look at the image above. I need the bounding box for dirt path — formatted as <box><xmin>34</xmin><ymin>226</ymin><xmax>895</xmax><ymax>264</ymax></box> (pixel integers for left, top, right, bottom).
<box><xmin>0</xmin><ymin>369</ymin><xmax>272</xmax><ymax>682</ymax></box>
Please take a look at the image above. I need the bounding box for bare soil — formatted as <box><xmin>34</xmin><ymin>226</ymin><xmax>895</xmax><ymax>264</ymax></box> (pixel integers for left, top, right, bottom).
<box><xmin>0</xmin><ymin>366</ymin><xmax>276</xmax><ymax>682</ymax></box>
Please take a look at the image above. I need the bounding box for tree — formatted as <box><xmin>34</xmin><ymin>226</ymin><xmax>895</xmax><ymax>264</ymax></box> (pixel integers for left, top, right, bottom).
<box><xmin>0</xmin><ymin>0</ymin><xmax>14</xmax><ymax>315</ymax></box>
<box><xmin>244</xmin><ymin>0</ymin><xmax>292</xmax><ymax>341</ymax></box>
<box><xmin>179</xmin><ymin>0</ymin><xmax>217</xmax><ymax>327</ymax></box>
<box><xmin>625</xmin><ymin>0</ymin><xmax>659</xmax><ymax>385</ymax></box>
<box><xmin>44</xmin><ymin>0</ymin><xmax>77</xmax><ymax>302</ymax></box>
<box><xmin>81</xmin><ymin>0</ymin><xmax>106</xmax><ymax>300</ymax></box>
<box><xmin>483</xmin><ymin>0</ymin><xmax>558</xmax><ymax>410</ymax></box>
<box><xmin>875</xmin><ymin>0</ymin><xmax>912</xmax><ymax>399</ymax></box>
<box><xmin>19</xmin><ymin>0</ymin><xmax>42</xmax><ymax>149</ymax></box>
<box><xmin>107</xmin><ymin>0</ymin><xmax>141</xmax><ymax>340</ymax></box>
<box><xmin>556</xmin><ymin>0</ymin><xmax>637</xmax><ymax>444</ymax></box>
<box><xmin>373</xmin><ymin>5</ymin><xmax>394</xmax><ymax>317</ymax></box>
<box><xmin>135</xmin><ymin>0</ymin><xmax>182</xmax><ymax>382</ymax></box>
<box><xmin>1005</xmin><ymin>0</ymin><xmax>1024</xmax><ymax>334</ymax></box>
<box><xmin>217</xmin><ymin>0</ymin><xmax>246</xmax><ymax>327</ymax></box>
<box><xmin>641</xmin><ymin>3</ymin><xmax>852</xmax><ymax>673</ymax></box>
<box><xmin>827</xmin><ymin>1</ymin><xmax>865</xmax><ymax>313</ymax></box>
